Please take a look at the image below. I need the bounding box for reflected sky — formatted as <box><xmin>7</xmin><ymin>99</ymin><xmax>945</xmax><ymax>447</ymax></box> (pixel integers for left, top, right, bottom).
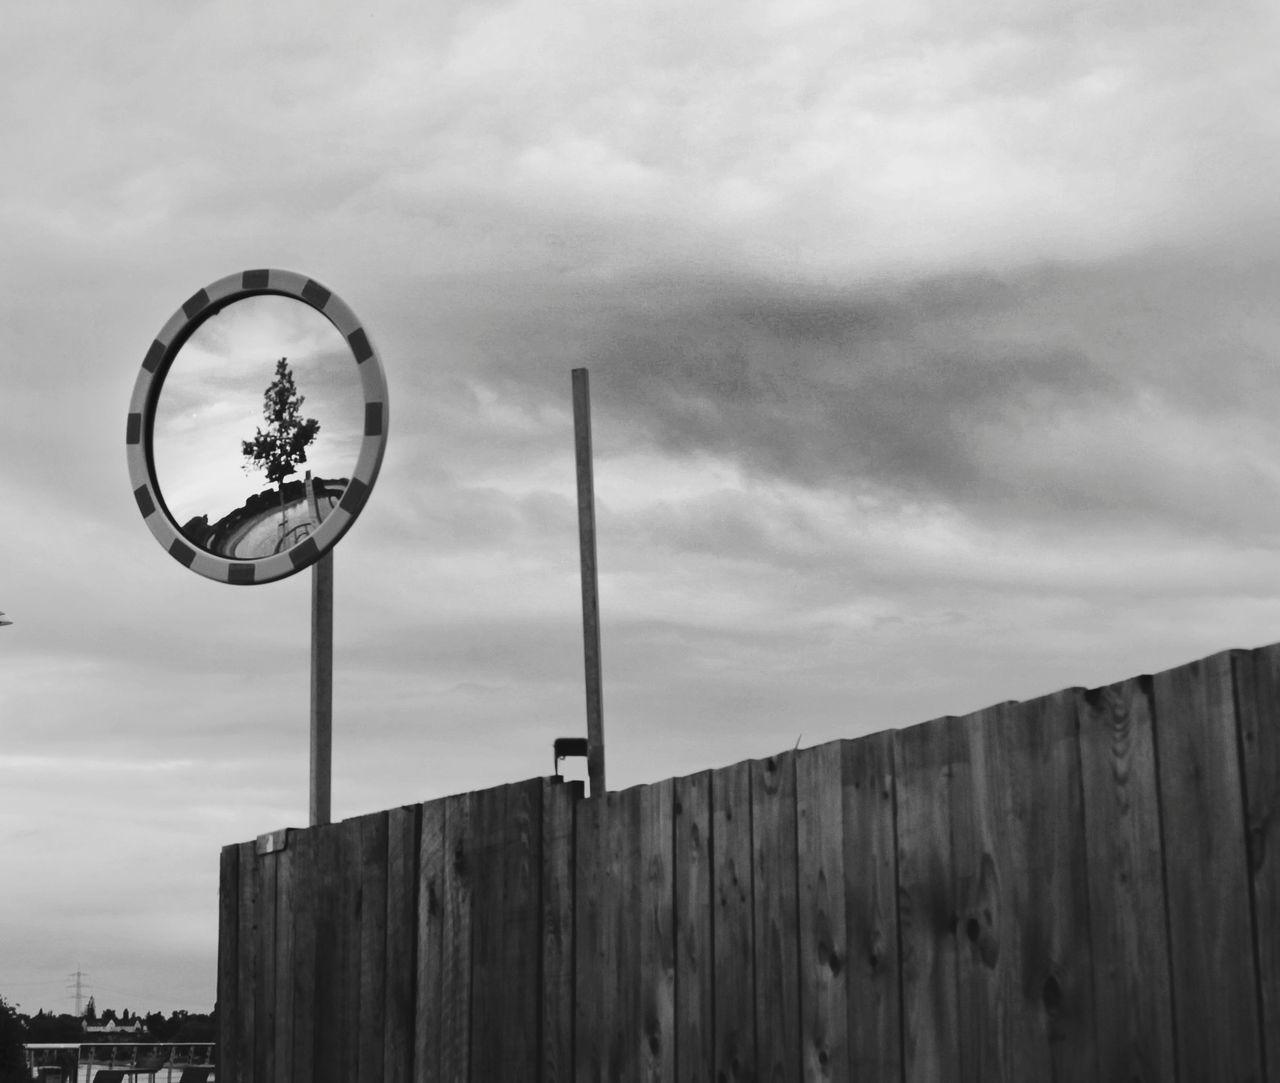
<box><xmin>152</xmin><ymin>295</ymin><xmax>365</xmax><ymax>535</ymax></box>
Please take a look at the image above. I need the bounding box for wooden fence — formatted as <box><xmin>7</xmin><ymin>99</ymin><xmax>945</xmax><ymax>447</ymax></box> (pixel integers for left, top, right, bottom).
<box><xmin>218</xmin><ymin>643</ymin><xmax>1280</xmax><ymax>1081</ymax></box>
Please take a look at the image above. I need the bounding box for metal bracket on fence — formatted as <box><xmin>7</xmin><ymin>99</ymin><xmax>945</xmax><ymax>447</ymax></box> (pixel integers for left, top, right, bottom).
<box><xmin>553</xmin><ymin>736</ymin><xmax>589</xmax><ymax>779</ymax></box>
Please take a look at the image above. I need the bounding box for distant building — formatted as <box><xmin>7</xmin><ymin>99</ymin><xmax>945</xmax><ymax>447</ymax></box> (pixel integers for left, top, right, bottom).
<box><xmin>84</xmin><ymin>1019</ymin><xmax>146</xmax><ymax>1035</ymax></box>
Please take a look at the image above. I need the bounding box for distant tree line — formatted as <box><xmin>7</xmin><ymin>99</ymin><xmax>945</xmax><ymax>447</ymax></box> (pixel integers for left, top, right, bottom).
<box><xmin>0</xmin><ymin>994</ymin><xmax>215</xmax><ymax>1075</ymax></box>
<box><xmin>0</xmin><ymin>996</ymin><xmax>24</xmax><ymax>1083</ymax></box>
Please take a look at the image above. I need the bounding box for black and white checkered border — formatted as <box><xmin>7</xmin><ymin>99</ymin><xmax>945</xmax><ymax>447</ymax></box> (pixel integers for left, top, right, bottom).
<box><xmin>126</xmin><ymin>269</ymin><xmax>389</xmax><ymax>585</ymax></box>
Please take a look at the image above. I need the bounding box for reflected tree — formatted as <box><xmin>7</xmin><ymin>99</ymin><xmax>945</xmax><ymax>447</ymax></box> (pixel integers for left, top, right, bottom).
<box><xmin>241</xmin><ymin>357</ymin><xmax>321</xmax><ymax>536</ymax></box>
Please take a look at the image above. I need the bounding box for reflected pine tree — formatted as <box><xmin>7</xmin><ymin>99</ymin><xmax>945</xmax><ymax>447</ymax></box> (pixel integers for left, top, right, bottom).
<box><xmin>241</xmin><ymin>357</ymin><xmax>321</xmax><ymax>537</ymax></box>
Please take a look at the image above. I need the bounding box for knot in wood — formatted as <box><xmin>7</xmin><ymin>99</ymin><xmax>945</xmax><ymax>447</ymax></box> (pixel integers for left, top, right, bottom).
<box><xmin>1042</xmin><ymin>973</ymin><xmax>1063</xmax><ymax>1013</ymax></box>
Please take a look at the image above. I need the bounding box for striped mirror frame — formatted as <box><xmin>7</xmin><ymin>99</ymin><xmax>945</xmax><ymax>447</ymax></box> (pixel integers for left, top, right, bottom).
<box><xmin>126</xmin><ymin>269</ymin><xmax>388</xmax><ymax>584</ymax></box>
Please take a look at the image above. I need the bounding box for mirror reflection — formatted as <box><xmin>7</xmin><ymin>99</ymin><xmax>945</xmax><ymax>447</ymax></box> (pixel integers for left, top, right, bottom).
<box><xmin>153</xmin><ymin>295</ymin><xmax>365</xmax><ymax>559</ymax></box>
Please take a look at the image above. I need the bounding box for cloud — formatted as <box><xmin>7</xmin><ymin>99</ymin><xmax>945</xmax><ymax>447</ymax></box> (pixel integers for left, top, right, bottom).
<box><xmin>406</xmin><ymin>246</ymin><xmax>1280</xmax><ymax>543</ymax></box>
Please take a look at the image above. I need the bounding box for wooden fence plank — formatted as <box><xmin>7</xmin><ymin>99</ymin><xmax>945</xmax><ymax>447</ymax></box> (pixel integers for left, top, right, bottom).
<box><xmin>607</xmin><ymin>787</ymin><xmax>643</xmax><ymax>1081</ymax></box>
<box><xmin>273</xmin><ymin>834</ymin><xmax>297</xmax><ymax>1083</ymax></box>
<box><xmin>949</xmin><ymin>702</ymin><xmax>1002</xmax><ymax>1083</ymax></box>
<box><xmin>236</xmin><ymin>841</ymin><xmax>259</xmax><ymax>1083</ymax></box>
<box><xmin>514</xmin><ymin>781</ymin><xmax>547</xmax><ymax>1077</ymax></box>
<box><xmin>542</xmin><ymin>780</ymin><xmax>579</xmax><ymax>1083</ymax></box>
<box><xmin>256</xmin><ymin>847</ymin><xmax>278</xmax><ymax>1083</ymax></box>
<box><xmin>469</xmin><ymin>783</ymin><xmax>505</xmax><ymax>1079</ymax></box>
<box><xmin>385</xmin><ymin>805</ymin><xmax>420</xmax><ymax>1083</ymax></box>
<box><xmin>440</xmin><ymin>791</ymin><xmax>476</xmax><ymax>1082</ymax></box>
<box><xmin>472</xmin><ymin>779</ymin><xmax>542</xmax><ymax>1078</ymax></box>
<box><xmin>1153</xmin><ymin>650</ymin><xmax>1264</xmax><ymax>1081</ymax></box>
<box><xmin>217</xmin><ymin>846</ymin><xmax>240</xmax><ymax>1083</ymax></box>
<box><xmin>415</xmin><ymin>798</ymin><xmax>446</xmax><ymax>1083</ymax></box>
<box><xmin>639</xmin><ymin>779</ymin><xmax>675</xmax><ymax>1082</ymax></box>
<box><xmin>359</xmin><ymin>813</ymin><xmax>389</xmax><ymax>1083</ymax></box>
<box><xmin>1076</xmin><ymin>677</ymin><xmax>1175</xmax><ymax>1082</ymax></box>
<box><xmin>336</xmin><ymin>820</ymin><xmax>363</xmax><ymax>1083</ymax></box>
<box><xmin>1017</xmin><ymin>690</ymin><xmax>1095</xmax><ymax>1083</ymax></box>
<box><xmin>289</xmin><ymin>828</ymin><xmax>318</xmax><ymax>1083</ymax></box>
<box><xmin>894</xmin><ymin>715</ymin><xmax>960</xmax><ymax>1083</ymax></box>
<box><xmin>795</xmin><ymin>741</ymin><xmax>848</xmax><ymax>1081</ymax></box>
<box><xmin>673</xmin><ymin>771</ymin><xmax>713</xmax><ymax>1083</ymax></box>
<box><xmin>313</xmin><ymin>824</ymin><xmax>343</xmax><ymax>1083</ymax></box>
<box><xmin>712</xmin><ymin>759</ymin><xmax>755</xmax><ymax>1083</ymax></box>
<box><xmin>574</xmin><ymin>790</ymin><xmax>608</xmax><ymax>1082</ymax></box>
<box><xmin>505</xmin><ymin>779</ymin><xmax>544</xmax><ymax>1077</ymax></box>
<box><xmin>842</xmin><ymin>730</ymin><xmax>900</xmax><ymax>1083</ymax></box>
<box><xmin>1233</xmin><ymin>644</ymin><xmax>1280</xmax><ymax>1083</ymax></box>
<box><xmin>753</xmin><ymin>751</ymin><xmax>800</xmax><ymax>1083</ymax></box>
<box><xmin>952</xmin><ymin>694</ymin><xmax>1095</xmax><ymax>1082</ymax></box>
<box><xmin>951</xmin><ymin>703</ymin><xmax>1008</xmax><ymax>1082</ymax></box>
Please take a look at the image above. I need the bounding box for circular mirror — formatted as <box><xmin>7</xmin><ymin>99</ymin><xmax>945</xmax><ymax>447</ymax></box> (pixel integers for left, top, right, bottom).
<box><xmin>127</xmin><ymin>270</ymin><xmax>389</xmax><ymax>584</ymax></box>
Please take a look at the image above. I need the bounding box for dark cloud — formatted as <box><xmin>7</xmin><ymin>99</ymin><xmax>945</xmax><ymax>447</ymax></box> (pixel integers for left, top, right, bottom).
<box><xmin>420</xmin><ymin>267</ymin><xmax>1125</xmax><ymax>496</ymax></box>
<box><xmin>393</xmin><ymin>250</ymin><xmax>1280</xmax><ymax>544</ymax></box>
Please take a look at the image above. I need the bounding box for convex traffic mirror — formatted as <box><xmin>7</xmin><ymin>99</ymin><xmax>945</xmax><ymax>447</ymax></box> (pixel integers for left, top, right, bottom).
<box><xmin>127</xmin><ymin>270</ymin><xmax>388</xmax><ymax>584</ymax></box>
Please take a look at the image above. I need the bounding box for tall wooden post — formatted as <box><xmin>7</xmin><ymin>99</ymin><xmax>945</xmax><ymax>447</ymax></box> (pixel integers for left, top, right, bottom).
<box><xmin>573</xmin><ymin>368</ymin><xmax>606</xmax><ymax>797</ymax></box>
<box><xmin>310</xmin><ymin>548</ymin><xmax>334</xmax><ymax>826</ymax></box>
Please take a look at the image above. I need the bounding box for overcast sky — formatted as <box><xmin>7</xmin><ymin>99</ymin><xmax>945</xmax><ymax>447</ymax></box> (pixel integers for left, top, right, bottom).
<box><xmin>3</xmin><ymin>0</ymin><xmax>1279</xmax><ymax>1016</ymax></box>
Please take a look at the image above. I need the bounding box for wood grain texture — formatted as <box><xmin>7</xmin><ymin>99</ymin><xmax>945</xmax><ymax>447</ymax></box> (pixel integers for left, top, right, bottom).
<box><xmin>842</xmin><ymin>730</ymin><xmax>900</xmax><ymax>1083</ymax></box>
<box><xmin>469</xmin><ymin>782</ymin><xmax>507</xmax><ymax>1081</ymax></box>
<box><xmin>219</xmin><ymin>641</ymin><xmax>1280</xmax><ymax>1083</ymax></box>
<box><xmin>673</xmin><ymin>771</ymin><xmax>713</xmax><ymax>1083</ymax></box>
<box><xmin>288</xmin><ymin>829</ymin><xmax>317</xmax><ymax>1083</ymax></box>
<box><xmin>753</xmin><ymin>751</ymin><xmax>800</xmax><ymax>1083</ymax></box>
<box><xmin>440</xmin><ymin>791</ymin><xmax>475</xmax><ymax>1082</ymax></box>
<box><xmin>236</xmin><ymin>842</ymin><xmax>259</xmax><ymax>1083</ymax></box>
<box><xmin>712</xmin><ymin>759</ymin><xmax>755</xmax><ymax>1083</ymax></box>
<box><xmin>951</xmin><ymin>694</ymin><xmax>1096</xmax><ymax>1083</ymax></box>
<box><xmin>358</xmin><ymin>813</ymin><xmax>389</xmax><ymax>1083</ymax></box>
<box><xmin>338</xmin><ymin>820</ymin><xmax>364</xmax><ymax>1083</ymax></box>
<box><xmin>217</xmin><ymin>846</ymin><xmax>239</xmax><ymax>1083</ymax></box>
<box><xmin>1016</xmin><ymin>690</ymin><xmax>1095</xmax><ymax>1083</ymax></box>
<box><xmin>795</xmin><ymin>741</ymin><xmax>848</xmax><ymax>1081</ymax></box>
<box><xmin>893</xmin><ymin>716</ymin><xmax>960</xmax><ymax>1083</ymax></box>
<box><xmin>573</xmin><ymin>791</ymin><xmax>607</xmax><ymax>1082</ymax></box>
<box><xmin>541</xmin><ymin>780</ymin><xmax>579</xmax><ymax>1083</ymax></box>
<box><xmin>1232</xmin><ymin>644</ymin><xmax>1280</xmax><ymax>1083</ymax></box>
<box><xmin>638</xmin><ymin>779</ymin><xmax>675</xmax><ymax>1082</ymax></box>
<box><xmin>1152</xmin><ymin>649</ymin><xmax>1264</xmax><ymax>1082</ymax></box>
<box><xmin>1076</xmin><ymin>677</ymin><xmax>1175</xmax><ymax>1083</ymax></box>
<box><xmin>257</xmin><ymin>848</ymin><xmax>278</xmax><ymax>1083</ymax></box>
<box><xmin>507</xmin><ymin>779</ymin><xmax>545</xmax><ymax>1079</ymax></box>
<box><xmin>273</xmin><ymin>833</ymin><xmax>297</xmax><ymax>1083</ymax></box>
<box><xmin>606</xmin><ymin>787</ymin><xmax>643</xmax><ymax>1082</ymax></box>
<box><xmin>471</xmin><ymin>779</ymin><xmax>542</xmax><ymax>1079</ymax></box>
<box><xmin>313</xmin><ymin>824</ymin><xmax>343</xmax><ymax>1083</ymax></box>
<box><xmin>414</xmin><ymin>798</ymin><xmax>446</xmax><ymax>1083</ymax></box>
<box><xmin>948</xmin><ymin>703</ymin><xmax>1001</xmax><ymax>1083</ymax></box>
<box><xmin>384</xmin><ymin>805</ymin><xmax>420</xmax><ymax>1083</ymax></box>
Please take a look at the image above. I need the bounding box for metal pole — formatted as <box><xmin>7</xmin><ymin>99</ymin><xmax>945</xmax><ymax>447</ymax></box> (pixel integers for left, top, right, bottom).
<box><xmin>572</xmin><ymin>368</ymin><xmax>606</xmax><ymax>797</ymax></box>
<box><xmin>310</xmin><ymin>548</ymin><xmax>333</xmax><ymax>826</ymax></box>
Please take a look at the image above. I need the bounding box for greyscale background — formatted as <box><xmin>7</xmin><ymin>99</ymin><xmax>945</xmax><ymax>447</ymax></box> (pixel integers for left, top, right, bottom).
<box><xmin>3</xmin><ymin>0</ymin><xmax>1279</xmax><ymax>1013</ymax></box>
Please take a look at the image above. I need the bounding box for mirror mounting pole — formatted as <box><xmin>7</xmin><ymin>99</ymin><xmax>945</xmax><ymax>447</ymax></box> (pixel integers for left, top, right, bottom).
<box><xmin>310</xmin><ymin>547</ymin><xmax>334</xmax><ymax>825</ymax></box>
<box><xmin>573</xmin><ymin>368</ymin><xmax>606</xmax><ymax>798</ymax></box>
